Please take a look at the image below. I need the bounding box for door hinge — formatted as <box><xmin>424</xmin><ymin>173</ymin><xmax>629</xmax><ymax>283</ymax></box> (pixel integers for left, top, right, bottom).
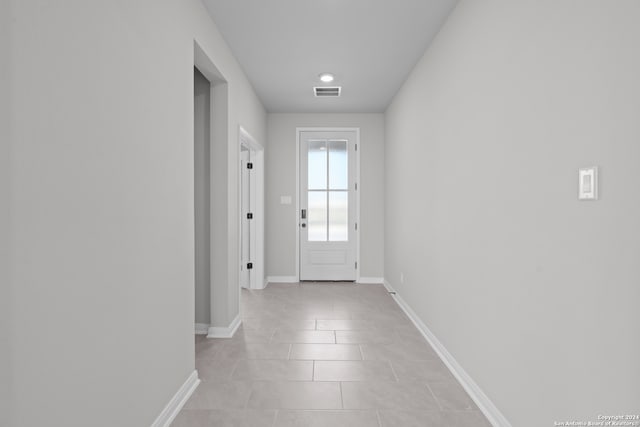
<box><xmin>355</xmin><ymin>222</ymin><xmax>358</xmax><ymax>231</ymax></box>
<box><xmin>355</xmin><ymin>182</ymin><xmax>358</xmax><ymax>191</ymax></box>
<box><xmin>355</xmin><ymin>143</ymin><xmax>358</xmax><ymax>151</ymax></box>
<box><xmin>247</xmin><ymin>263</ymin><xmax>253</xmax><ymax>270</ymax></box>
<box><xmin>355</xmin><ymin>261</ymin><xmax>358</xmax><ymax>269</ymax></box>
<box><xmin>247</xmin><ymin>213</ymin><xmax>253</xmax><ymax>219</ymax></box>
<box><xmin>247</xmin><ymin>162</ymin><xmax>253</xmax><ymax>169</ymax></box>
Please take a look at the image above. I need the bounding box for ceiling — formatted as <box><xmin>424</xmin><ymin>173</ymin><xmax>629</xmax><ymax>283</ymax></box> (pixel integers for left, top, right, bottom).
<box><xmin>202</xmin><ymin>0</ymin><xmax>459</xmax><ymax>113</ymax></box>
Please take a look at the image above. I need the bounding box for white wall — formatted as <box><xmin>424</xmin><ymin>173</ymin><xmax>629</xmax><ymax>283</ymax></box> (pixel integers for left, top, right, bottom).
<box><xmin>266</xmin><ymin>114</ymin><xmax>384</xmax><ymax>280</ymax></box>
<box><xmin>7</xmin><ymin>1</ymin><xmax>265</xmax><ymax>426</ymax></box>
<box><xmin>193</xmin><ymin>68</ymin><xmax>211</xmax><ymax>326</ymax></box>
<box><xmin>385</xmin><ymin>1</ymin><xmax>640</xmax><ymax>426</ymax></box>
<box><xmin>1</xmin><ymin>0</ymin><xmax>12</xmax><ymax>424</ymax></box>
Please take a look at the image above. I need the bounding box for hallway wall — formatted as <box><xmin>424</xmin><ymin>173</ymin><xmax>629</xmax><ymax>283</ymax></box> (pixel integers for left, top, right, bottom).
<box><xmin>1</xmin><ymin>0</ymin><xmax>11</xmax><ymax>424</ymax></box>
<box><xmin>385</xmin><ymin>1</ymin><xmax>640</xmax><ymax>426</ymax></box>
<box><xmin>6</xmin><ymin>1</ymin><xmax>265</xmax><ymax>426</ymax></box>
<box><xmin>266</xmin><ymin>114</ymin><xmax>384</xmax><ymax>280</ymax></box>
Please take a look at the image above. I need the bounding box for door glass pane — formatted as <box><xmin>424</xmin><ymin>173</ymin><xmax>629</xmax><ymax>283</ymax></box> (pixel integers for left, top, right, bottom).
<box><xmin>308</xmin><ymin>140</ymin><xmax>327</xmax><ymax>190</ymax></box>
<box><xmin>328</xmin><ymin>140</ymin><xmax>348</xmax><ymax>190</ymax></box>
<box><xmin>328</xmin><ymin>191</ymin><xmax>348</xmax><ymax>241</ymax></box>
<box><xmin>308</xmin><ymin>191</ymin><xmax>327</xmax><ymax>241</ymax></box>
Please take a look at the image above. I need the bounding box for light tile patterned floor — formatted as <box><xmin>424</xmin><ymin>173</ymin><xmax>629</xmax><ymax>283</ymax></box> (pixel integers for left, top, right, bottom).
<box><xmin>172</xmin><ymin>282</ymin><xmax>491</xmax><ymax>427</ymax></box>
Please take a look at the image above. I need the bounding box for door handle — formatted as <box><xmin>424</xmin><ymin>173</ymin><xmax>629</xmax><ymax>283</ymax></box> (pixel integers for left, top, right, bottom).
<box><xmin>301</xmin><ymin>209</ymin><xmax>307</xmax><ymax>219</ymax></box>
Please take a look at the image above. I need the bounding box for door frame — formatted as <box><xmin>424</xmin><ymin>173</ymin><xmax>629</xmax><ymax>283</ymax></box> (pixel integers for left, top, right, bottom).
<box><xmin>194</xmin><ymin>40</ymin><xmax>229</xmax><ymax>335</ymax></box>
<box><xmin>239</xmin><ymin>125</ymin><xmax>265</xmax><ymax>289</ymax></box>
<box><xmin>295</xmin><ymin>127</ymin><xmax>361</xmax><ymax>282</ymax></box>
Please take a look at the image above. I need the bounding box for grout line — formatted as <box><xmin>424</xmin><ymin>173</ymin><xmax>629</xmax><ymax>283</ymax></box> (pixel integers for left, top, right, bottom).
<box><xmin>312</xmin><ymin>360</ymin><xmax>316</xmax><ymax>381</ymax></box>
<box><xmin>287</xmin><ymin>343</ymin><xmax>292</xmax><ymax>360</ymax></box>
<box><xmin>425</xmin><ymin>383</ymin><xmax>444</xmax><ymax>411</ymax></box>
<box><xmin>358</xmin><ymin>344</ymin><xmax>364</xmax><ymax>360</ymax></box>
<box><xmin>228</xmin><ymin>359</ymin><xmax>240</xmax><ymax>382</ymax></box>
<box><xmin>242</xmin><ymin>381</ymin><xmax>253</xmax><ymax>410</ymax></box>
<box><xmin>339</xmin><ymin>381</ymin><xmax>344</xmax><ymax>409</ymax></box>
<box><xmin>388</xmin><ymin>360</ymin><xmax>400</xmax><ymax>382</ymax></box>
<box><xmin>375</xmin><ymin>409</ymin><xmax>383</xmax><ymax>427</ymax></box>
<box><xmin>271</xmin><ymin>409</ymin><xmax>278</xmax><ymax>427</ymax></box>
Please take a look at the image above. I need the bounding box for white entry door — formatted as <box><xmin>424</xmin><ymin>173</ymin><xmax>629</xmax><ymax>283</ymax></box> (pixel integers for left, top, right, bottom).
<box><xmin>299</xmin><ymin>130</ymin><xmax>358</xmax><ymax>281</ymax></box>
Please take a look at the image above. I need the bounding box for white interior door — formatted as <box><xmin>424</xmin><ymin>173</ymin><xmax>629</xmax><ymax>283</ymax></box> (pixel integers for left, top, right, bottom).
<box><xmin>299</xmin><ymin>130</ymin><xmax>357</xmax><ymax>281</ymax></box>
<box><xmin>240</xmin><ymin>148</ymin><xmax>251</xmax><ymax>288</ymax></box>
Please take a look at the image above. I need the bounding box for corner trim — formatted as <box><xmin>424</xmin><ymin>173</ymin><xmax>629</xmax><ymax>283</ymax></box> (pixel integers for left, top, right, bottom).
<box><xmin>151</xmin><ymin>370</ymin><xmax>200</xmax><ymax>427</ymax></box>
<box><xmin>383</xmin><ymin>279</ymin><xmax>512</xmax><ymax>427</ymax></box>
<box><xmin>356</xmin><ymin>277</ymin><xmax>385</xmax><ymax>284</ymax></box>
<box><xmin>207</xmin><ymin>314</ymin><xmax>241</xmax><ymax>338</ymax></box>
<box><xmin>194</xmin><ymin>323</ymin><xmax>209</xmax><ymax>335</ymax></box>
<box><xmin>266</xmin><ymin>275</ymin><xmax>298</xmax><ymax>284</ymax></box>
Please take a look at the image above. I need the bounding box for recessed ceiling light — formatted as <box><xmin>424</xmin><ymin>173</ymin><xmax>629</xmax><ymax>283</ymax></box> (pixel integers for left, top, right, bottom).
<box><xmin>319</xmin><ymin>73</ymin><xmax>335</xmax><ymax>83</ymax></box>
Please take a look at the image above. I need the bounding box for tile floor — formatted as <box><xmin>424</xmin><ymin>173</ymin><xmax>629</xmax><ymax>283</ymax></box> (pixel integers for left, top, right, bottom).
<box><xmin>172</xmin><ymin>282</ymin><xmax>491</xmax><ymax>427</ymax></box>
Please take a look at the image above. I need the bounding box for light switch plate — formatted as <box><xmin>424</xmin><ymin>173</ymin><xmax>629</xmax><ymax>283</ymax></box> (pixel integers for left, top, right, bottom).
<box><xmin>578</xmin><ymin>166</ymin><xmax>598</xmax><ymax>200</ymax></box>
<box><xmin>280</xmin><ymin>195</ymin><xmax>292</xmax><ymax>205</ymax></box>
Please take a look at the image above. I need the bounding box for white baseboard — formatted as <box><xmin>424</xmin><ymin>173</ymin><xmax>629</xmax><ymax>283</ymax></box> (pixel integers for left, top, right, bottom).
<box><xmin>151</xmin><ymin>370</ymin><xmax>200</xmax><ymax>427</ymax></box>
<box><xmin>252</xmin><ymin>279</ymin><xmax>267</xmax><ymax>290</ymax></box>
<box><xmin>357</xmin><ymin>277</ymin><xmax>385</xmax><ymax>284</ymax></box>
<box><xmin>383</xmin><ymin>279</ymin><xmax>512</xmax><ymax>427</ymax></box>
<box><xmin>194</xmin><ymin>323</ymin><xmax>209</xmax><ymax>335</ymax></box>
<box><xmin>266</xmin><ymin>275</ymin><xmax>298</xmax><ymax>283</ymax></box>
<box><xmin>207</xmin><ymin>314</ymin><xmax>241</xmax><ymax>338</ymax></box>
<box><xmin>266</xmin><ymin>276</ymin><xmax>384</xmax><ymax>285</ymax></box>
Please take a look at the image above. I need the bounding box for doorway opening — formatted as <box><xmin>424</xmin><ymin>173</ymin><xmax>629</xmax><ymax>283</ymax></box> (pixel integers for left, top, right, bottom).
<box><xmin>193</xmin><ymin>41</ymin><xmax>230</xmax><ymax>339</ymax></box>
<box><xmin>296</xmin><ymin>128</ymin><xmax>360</xmax><ymax>282</ymax></box>
<box><xmin>194</xmin><ymin>67</ymin><xmax>211</xmax><ymax>334</ymax></box>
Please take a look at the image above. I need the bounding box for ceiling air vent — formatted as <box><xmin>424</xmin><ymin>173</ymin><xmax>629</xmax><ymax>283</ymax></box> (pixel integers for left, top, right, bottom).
<box><xmin>314</xmin><ymin>86</ymin><xmax>341</xmax><ymax>97</ymax></box>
